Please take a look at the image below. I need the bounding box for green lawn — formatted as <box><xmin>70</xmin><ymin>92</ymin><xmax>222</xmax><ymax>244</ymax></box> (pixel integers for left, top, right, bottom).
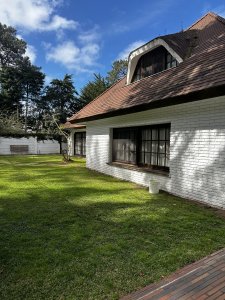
<box><xmin>0</xmin><ymin>155</ymin><xmax>225</xmax><ymax>300</ymax></box>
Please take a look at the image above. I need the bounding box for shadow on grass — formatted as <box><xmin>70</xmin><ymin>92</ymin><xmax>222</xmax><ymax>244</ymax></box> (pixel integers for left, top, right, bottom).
<box><xmin>0</xmin><ymin>156</ymin><xmax>225</xmax><ymax>300</ymax></box>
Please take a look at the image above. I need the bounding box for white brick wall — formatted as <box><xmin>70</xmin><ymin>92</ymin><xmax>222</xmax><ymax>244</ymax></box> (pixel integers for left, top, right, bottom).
<box><xmin>0</xmin><ymin>137</ymin><xmax>60</xmax><ymax>155</ymax></box>
<box><xmin>85</xmin><ymin>95</ymin><xmax>225</xmax><ymax>208</ymax></box>
<box><xmin>0</xmin><ymin>137</ymin><xmax>37</xmax><ymax>155</ymax></box>
<box><xmin>37</xmin><ymin>140</ymin><xmax>60</xmax><ymax>154</ymax></box>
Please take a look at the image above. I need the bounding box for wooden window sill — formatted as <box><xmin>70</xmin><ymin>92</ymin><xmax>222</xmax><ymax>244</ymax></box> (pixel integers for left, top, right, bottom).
<box><xmin>107</xmin><ymin>162</ymin><xmax>170</xmax><ymax>177</ymax></box>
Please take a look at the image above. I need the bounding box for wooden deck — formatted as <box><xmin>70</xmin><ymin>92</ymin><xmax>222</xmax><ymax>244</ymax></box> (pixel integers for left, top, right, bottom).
<box><xmin>121</xmin><ymin>248</ymin><xmax>225</xmax><ymax>300</ymax></box>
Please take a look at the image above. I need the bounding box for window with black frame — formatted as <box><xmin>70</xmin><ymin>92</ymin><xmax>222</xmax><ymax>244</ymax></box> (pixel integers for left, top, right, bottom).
<box><xmin>132</xmin><ymin>46</ymin><xmax>178</xmax><ymax>83</ymax></box>
<box><xmin>112</xmin><ymin>124</ymin><xmax>170</xmax><ymax>172</ymax></box>
<box><xmin>112</xmin><ymin>128</ymin><xmax>137</xmax><ymax>164</ymax></box>
<box><xmin>139</xmin><ymin>125</ymin><xmax>170</xmax><ymax>170</ymax></box>
<box><xmin>74</xmin><ymin>132</ymin><xmax>86</xmax><ymax>156</ymax></box>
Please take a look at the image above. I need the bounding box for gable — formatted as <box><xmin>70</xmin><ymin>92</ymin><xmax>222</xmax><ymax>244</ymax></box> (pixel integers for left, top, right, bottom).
<box><xmin>131</xmin><ymin>45</ymin><xmax>178</xmax><ymax>83</ymax></box>
<box><xmin>69</xmin><ymin>12</ymin><xmax>225</xmax><ymax>124</ymax></box>
<box><xmin>127</xmin><ymin>39</ymin><xmax>183</xmax><ymax>84</ymax></box>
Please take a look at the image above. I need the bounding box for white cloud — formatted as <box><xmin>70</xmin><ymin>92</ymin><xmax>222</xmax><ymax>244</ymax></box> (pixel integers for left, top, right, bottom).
<box><xmin>46</xmin><ymin>40</ymin><xmax>100</xmax><ymax>72</ymax></box>
<box><xmin>17</xmin><ymin>34</ymin><xmax>37</xmax><ymax>63</ymax></box>
<box><xmin>45</xmin><ymin>75</ymin><xmax>54</xmax><ymax>85</ymax></box>
<box><xmin>0</xmin><ymin>0</ymin><xmax>78</xmax><ymax>32</ymax></box>
<box><xmin>117</xmin><ymin>40</ymin><xmax>146</xmax><ymax>60</ymax></box>
<box><xmin>78</xmin><ymin>26</ymin><xmax>100</xmax><ymax>44</ymax></box>
<box><xmin>25</xmin><ymin>45</ymin><xmax>37</xmax><ymax>63</ymax></box>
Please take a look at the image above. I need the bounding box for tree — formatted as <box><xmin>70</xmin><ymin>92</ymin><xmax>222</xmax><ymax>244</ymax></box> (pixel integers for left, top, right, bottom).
<box><xmin>0</xmin><ymin>112</ymin><xmax>24</xmax><ymax>135</ymax></box>
<box><xmin>43</xmin><ymin>74</ymin><xmax>79</xmax><ymax>124</ymax></box>
<box><xmin>0</xmin><ymin>58</ymin><xmax>45</xmax><ymax>132</ymax></box>
<box><xmin>17</xmin><ymin>58</ymin><xmax>45</xmax><ymax>132</ymax></box>
<box><xmin>0</xmin><ymin>66</ymin><xmax>24</xmax><ymax>116</ymax></box>
<box><xmin>79</xmin><ymin>73</ymin><xmax>109</xmax><ymax>108</ymax></box>
<box><xmin>106</xmin><ymin>59</ymin><xmax>128</xmax><ymax>86</ymax></box>
<box><xmin>0</xmin><ymin>23</ymin><xmax>26</xmax><ymax>67</ymax></box>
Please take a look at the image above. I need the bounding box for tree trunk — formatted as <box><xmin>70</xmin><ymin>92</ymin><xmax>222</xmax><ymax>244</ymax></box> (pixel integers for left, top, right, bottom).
<box><xmin>25</xmin><ymin>82</ymin><xmax>28</xmax><ymax>133</ymax></box>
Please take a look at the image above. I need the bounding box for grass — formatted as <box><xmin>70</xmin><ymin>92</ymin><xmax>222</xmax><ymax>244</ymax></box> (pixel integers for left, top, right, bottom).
<box><xmin>0</xmin><ymin>155</ymin><xmax>225</xmax><ymax>300</ymax></box>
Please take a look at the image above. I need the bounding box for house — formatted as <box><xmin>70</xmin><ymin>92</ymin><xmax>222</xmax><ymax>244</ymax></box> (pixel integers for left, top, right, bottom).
<box><xmin>67</xmin><ymin>12</ymin><xmax>225</xmax><ymax>208</ymax></box>
<box><xmin>63</xmin><ymin>122</ymin><xmax>86</xmax><ymax>157</ymax></box>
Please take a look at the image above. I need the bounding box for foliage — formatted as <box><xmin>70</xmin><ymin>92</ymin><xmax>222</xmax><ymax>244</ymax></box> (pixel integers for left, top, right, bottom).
<box><xmin>17</xmin><ymin>58</ymin><xmax>45</xmax><ymax>100</ymax></box>
<box><xmin>0</xmin><ymin>22</ymin><xmax>128</xmax><ymax>132</ymax></box>
<box><xmin>0</xmin><ymin>66</ymin><xmax>24</xmax><ymax>114</ymax></box>
<box><xmin>77</xmin><ymin>61</ymin><xmax>128</xmax><ymax>110</ymax></box>
<box><xmin>42</xmin><ymin>74</ymin><xmax>79</xmax><ymax>124</ymax></box>
<box><xmin>0</xmin><ymin>58</ymin><xmax>45</xmax><ymax>131</ymax></box>
<box><xmin>17</xmin><ymin>58</ymin><xmax>45</xmax><ymax>132</ymax></box>
<box><xmin>0</xmin><ymin>112</ymin><xmax>24</xmax><ymax>135</ymax></box>
<box><xmin>0</xmin><ymin>23</ymin><xmax>26</xmax><ymax>67</ymax></box>
<box><xmin>0</xmin><ymin>131</ymin><xmax>61</xmax><ymax>141</ymax></box>
<box><xmin>106</xmin><ymin>59</ymin><xmax>128</xmax><ymax>85</ymax></box>
<box><xmin>0</xmin><ymin>155</ymin><xmax>225</xmax><ymax>299</ymax></box>
<box><xmin>79</xmin><ymin>73</ymin><xmax>109</xmax><ymax>108</ymax></box>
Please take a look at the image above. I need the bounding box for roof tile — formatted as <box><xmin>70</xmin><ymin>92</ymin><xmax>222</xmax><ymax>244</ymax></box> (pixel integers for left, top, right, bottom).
<box><xmin>69</xmin><ymin>12</ymin><xmax>225</xmax><ymax>123</ymax></box>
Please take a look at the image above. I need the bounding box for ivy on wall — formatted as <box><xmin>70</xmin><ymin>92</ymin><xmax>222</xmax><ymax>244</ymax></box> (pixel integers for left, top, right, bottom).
<box><xmin>0</xmin><ymin>132</ymin><xmax>62</xmax><ymax>142</ymax></box>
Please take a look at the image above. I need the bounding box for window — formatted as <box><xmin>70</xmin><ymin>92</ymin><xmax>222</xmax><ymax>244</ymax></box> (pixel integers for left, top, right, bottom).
<box><xmin>113</xmin><ymin>128</ymin><xmax>137</xmax><ymax>164</ymax></box>
<box><xmin>112</xmin><ymin>124</ymin><xmax>170</xmax><ymax>172</ymax></box>
<box><xmin>132</xmin><ymin>46</ymin><xmax>178</xmax><ymax>82</ymax></box>
<box><xmin>139</xmin><ymin>125</ymin><xmax>170</xmax><ymax>169</ymax></box>
<box><xmin>74</xmin><ymin>132</ymin><xmax>86</xmax><ymax>156</ymax></box>
<box><xmin>166</xmin><ymin>53</ymin><xmax>178</xmax><ymax>69</ymax></box>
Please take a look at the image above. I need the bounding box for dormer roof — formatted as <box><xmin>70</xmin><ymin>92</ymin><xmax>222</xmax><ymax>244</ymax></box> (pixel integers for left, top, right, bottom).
<box><xmin>69</xmin><ymin>12</ymin><xmax>225</xmax><ymax>123</ymax></box>
<box><xmin>127</xmin><ymin>29</ymin><xmax>198</xmax><ymax>83</ymax></box>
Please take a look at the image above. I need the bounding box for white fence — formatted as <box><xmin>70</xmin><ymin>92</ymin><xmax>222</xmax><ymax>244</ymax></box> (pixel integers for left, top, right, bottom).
<box><xmin>0</xmin><ymin>136</ymin><xmax>64</xmax><ymax>155</ymax></box>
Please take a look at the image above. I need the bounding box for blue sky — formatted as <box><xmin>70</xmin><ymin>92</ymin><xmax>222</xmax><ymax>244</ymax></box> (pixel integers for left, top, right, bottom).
<box><xmin>1</xmin><ymin>0</ymin><xmax>225</xmax><ymax>91</ymax></box>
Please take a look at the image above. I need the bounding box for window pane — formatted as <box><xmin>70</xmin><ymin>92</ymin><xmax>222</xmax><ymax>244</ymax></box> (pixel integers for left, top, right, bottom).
<box><xmin>158</xmin><ymin>154</ymin><xmax>165</xmax><ymax>167</ymax></box>
<box><xmin>166</xmin><ymin>128</ymin><xmax>170</xmax><ymax>140</ymax></box>
<box><xmin>151</xmin><ymin>153</ymin><xmax>157</xmax><ymax>165</ymax></box>
<box><xmin>113</xmin><ymin>128</ymin><xmax>136</xmax><ymax>163</ymax></box>
<box><xmin>152</xmin><ymin>129</ymin><xmax>158</xmax><ymax>140</ymax></box>
<box><xmin>152</xmin><ymin>141</ymin><xmax>158</xmax><ymax>152</ymax></box>
<box><xmin>142</xmin><ymin>129</ymin><xmax>151</xmax><ymax>140</ymax></box>
<box><xmin>159</xmin><ymin>141</ymin><xmax>165</xmax><ymax>154</ymax></box>
<box><xmin>130</xmin><ymin>151</ymin><xmax>136</xmax><ymax>164</ymax></box>
<box><xmin>145</xmin><ymin>153</ymin><xmax>151</xmax><ymax>165</ymax></box>
<box><xmin>172</xmin><ymin>60</ymin><xmax>177</xmax><ymax>67</ymax></box>
<box><xmin>130</xmin><ymin>140</ymin><xmax>136</xmax><ymax>151</ymax></box>
<box><xmin>145</xmin><ymin>141</ymin><xmax>151</xmax><ymax>152</ymax></box>
<box><xmin>75</xmin><ymin>132</ymin><xmax>86</xmax><ymax>156</ymax></box>
<box><xmin>160</xmin><ymin>128</ymin><xmax>165</xmax><ymax>140</ymax></box>
<box><xmin>140</xmin><ymin>152</ymin><xmax>145</xmax><ymax>164</ymax></box>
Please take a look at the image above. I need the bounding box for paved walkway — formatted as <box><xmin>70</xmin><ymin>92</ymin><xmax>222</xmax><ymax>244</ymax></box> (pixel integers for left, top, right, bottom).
<box><xmin>121</xmin><ymin>248</ymin><xmax>225</xmax><ymax>300</ymax></box>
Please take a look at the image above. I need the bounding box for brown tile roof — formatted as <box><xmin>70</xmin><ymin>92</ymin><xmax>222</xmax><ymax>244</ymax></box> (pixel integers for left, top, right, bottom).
<box><xmin>69</xmin><ymin>12</ymin><xmax>225</xmax><ymax>123</ymax></box>
<box><xmin>62</xmin><ymin>122</ymin><xmax>86</xmax><ymax>129</ymax></box>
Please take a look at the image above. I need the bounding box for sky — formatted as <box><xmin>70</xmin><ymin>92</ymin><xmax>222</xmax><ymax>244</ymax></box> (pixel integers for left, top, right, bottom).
<box><xmin>1</xmin><ymin>0</ymin><xmax>225</xmax><ymax>91</ymax></box>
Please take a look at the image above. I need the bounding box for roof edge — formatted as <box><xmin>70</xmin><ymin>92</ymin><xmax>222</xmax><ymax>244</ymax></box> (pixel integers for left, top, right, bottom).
<box><xmin>186</xmin><ymin>11</ymin><xmax>225</xmax><ymax>30</ymax></box>
<box><xmin>70</xmin><ymin>84</ymin><xmax>225</xmax><ymax>124</ymax></box>
<box><xmin>68</xmin><ymin>76</ymin><xmax>126</xmax><ymax>122</ymax></box>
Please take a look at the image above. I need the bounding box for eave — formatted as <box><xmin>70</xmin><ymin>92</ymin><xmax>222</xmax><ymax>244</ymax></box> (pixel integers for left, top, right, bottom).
<box><xmin>70</xmin><ymin>83</ymin><xmax>225</xmax><ymax>124</ymax></box>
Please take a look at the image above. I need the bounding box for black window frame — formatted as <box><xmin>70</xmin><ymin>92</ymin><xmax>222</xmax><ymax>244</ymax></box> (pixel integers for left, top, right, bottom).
<box><xmin>112</xmin><ymin>124</ymin><xmax>170</xmax><ymax>172</ymax></box>
<box><xmin>74</xmin><ymin>132</ymin><xmax>86</xmax><ymax>157</ymax></box>
<box><xmin>132</xmin><ymin>46</ymin><xmax>178</xmax><ymax>83</ymax></box>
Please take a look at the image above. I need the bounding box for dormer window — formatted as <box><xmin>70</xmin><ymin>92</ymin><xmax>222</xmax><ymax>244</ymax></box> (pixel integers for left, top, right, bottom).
<box><xmin>131</xmin><ymin>46</ymin><xmax>178</xmax><ymax>83</ymax></box>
